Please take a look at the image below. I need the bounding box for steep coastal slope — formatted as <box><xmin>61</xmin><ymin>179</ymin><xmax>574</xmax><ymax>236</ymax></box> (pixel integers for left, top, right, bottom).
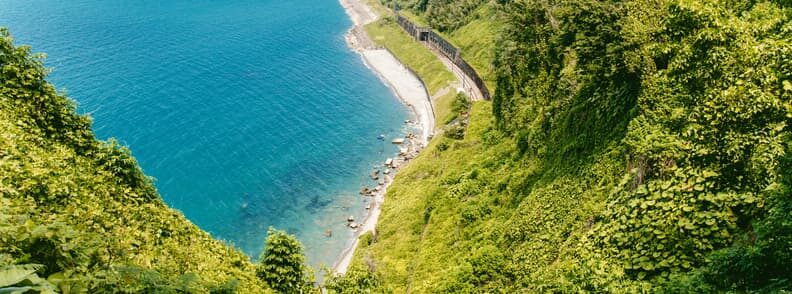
<box><xmin>3</xmin><ymin>0</ymin><xmax>791</xmax><ymax>292</ymax></box>
<box><xmin>0</xmin><ymin>29</ymin><xmax>269</xmax><ymax>293</ymax></box>
<box><xmin>342</xmin><ymin>0</ymin><xmax>792</xmax><ymax>292</ymax></box>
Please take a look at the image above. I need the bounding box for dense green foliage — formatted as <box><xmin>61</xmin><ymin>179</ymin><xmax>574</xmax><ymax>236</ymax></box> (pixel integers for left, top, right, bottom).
<box><xmin>347</xmin><ymin>0</ymin><xmax>792</xmax><ymax>292</ymax></box>
<box><xmin>386</xmin><ymin>0</ymin><xmax>488</xmax><ymax>32</ymax></box>
<box><xmin>256</xmin><ymin>228</ymin><xmax>313</xmax><ymax>293</ymax></box>
<box><xmin>3</xmin><ymin>0</ymin><xmax>792</xmax><ymax>291</ymax></box>
<box><xmin>0</xmin><ymin>28</ymin><xmax>284</xmax><ymax>293</ymax></box>
<box><xmin>324</xmin><ymin>268</ymin><xmax>387</xmax><ymax>294</ymax></box>
<box><xmin>494</xmin><ymin>0</ymin><xmax>791</xmax><ymax>289</ymax></box>
<box><xmin>442</xmin><ymin>93</ymin><xmax>472</xmax><ymax>139</ymax></box>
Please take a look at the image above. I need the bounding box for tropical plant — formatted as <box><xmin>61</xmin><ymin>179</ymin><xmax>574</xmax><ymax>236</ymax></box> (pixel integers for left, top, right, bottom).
<box><xmin>257</xmin><ymin>228</ymin><xmax>313</xmax><ymax>293</ymax></box>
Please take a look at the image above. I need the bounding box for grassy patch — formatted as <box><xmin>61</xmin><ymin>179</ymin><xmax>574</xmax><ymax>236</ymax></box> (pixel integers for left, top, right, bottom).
<box><xmin>364</xmin><ymin>18</ymin><xmax>455</xmax><ymax>96</ymax></box>
<box><xmin>350</xmin><ymin>101</ymin><xmax>506</xmax><ymax>292</ymax></box>
<box><xmin>445</xmin><ymin>5</ymin><xmax>502</xmax><ymax>91</ymax></box>
<box><xmin>392</xmin><ymin>3</ymin><xmax>503</xmax><ymax>93</ymax></box>
<box><xmin>363</xmin><ymin>0</ymin><xmax>391</xmax><ymax>17</ymax></box>
<box><xmin>432</xmin><ymin>90</ymin><xmax>458</xmax><ymax>128</ymax></box>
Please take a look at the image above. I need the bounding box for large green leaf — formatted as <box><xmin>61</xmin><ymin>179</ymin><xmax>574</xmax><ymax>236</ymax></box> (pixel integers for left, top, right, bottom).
<box><xmin>0</xmin><ymin>265</ymin><xmax>42</xmax><ymax>288</ymax></box>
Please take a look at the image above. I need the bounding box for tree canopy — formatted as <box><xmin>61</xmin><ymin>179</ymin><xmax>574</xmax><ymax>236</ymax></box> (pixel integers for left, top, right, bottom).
<box><xmin>257</xmin><ymin>228</ymin><xmax>312</xmax><ymax>293</ymax></box>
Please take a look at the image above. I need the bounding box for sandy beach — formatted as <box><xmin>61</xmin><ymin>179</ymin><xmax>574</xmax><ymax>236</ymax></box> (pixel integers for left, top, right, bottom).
<box><xmin>332</xmin><ymin>0</ymin><xmax>434</xmax><ymax>275</ymax></box>
<box><xmin>361</xmin><ymin>50</ymin><xmax>434</xmax><ymax>144</ymax></box>
<box><xmin>339</xmin><ymin>0</ymin><xmax>377</xmax><ymax>26</ymax></box>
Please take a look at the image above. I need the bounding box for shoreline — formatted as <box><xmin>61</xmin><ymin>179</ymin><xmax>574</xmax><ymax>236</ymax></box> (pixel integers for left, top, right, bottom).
<box><xmin>331</xmin><ymin>0</ymin><xmax>434</xmax><ymax>275</ymax></box>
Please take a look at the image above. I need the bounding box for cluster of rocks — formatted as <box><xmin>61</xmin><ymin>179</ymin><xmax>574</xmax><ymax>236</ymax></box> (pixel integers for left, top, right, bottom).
<box><xmin>387</xmin><ymin>132</ymin><xmax>422</xmax><ymax>167</ymax></box>
<box><xmin>347</xmin><ymin>215</ymin><xmax>360</xmax><ymax>230</ymax></box>
<box><xmin>344</xmin><ymin>132</ymin><xmax>425</xmax><ymax>231</ymax></box>
<box><xmin>359</xmin><ymin>185</ymin><xmax>382</xmax><ymax>196</ymax></box>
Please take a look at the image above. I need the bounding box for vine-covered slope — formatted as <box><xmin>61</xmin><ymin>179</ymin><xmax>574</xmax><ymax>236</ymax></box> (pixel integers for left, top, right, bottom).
<box><xmin>344</xmin><ymin>0</ymin><xmax>792</xmax><ymax>292</ymax></box>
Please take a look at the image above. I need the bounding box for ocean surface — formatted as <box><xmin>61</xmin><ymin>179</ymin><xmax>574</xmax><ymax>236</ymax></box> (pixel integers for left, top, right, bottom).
<box><xmin>0</xmin><ymin>0</ymin><xmax>412</xmax><ymax>267</ymax></box>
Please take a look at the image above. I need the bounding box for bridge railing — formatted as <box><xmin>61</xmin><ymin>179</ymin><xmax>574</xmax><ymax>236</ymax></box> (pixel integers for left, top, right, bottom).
<box><xmin>394</xmin><ymin>13</ymin><xmax>491</xmax><ymax>100</ymax></box>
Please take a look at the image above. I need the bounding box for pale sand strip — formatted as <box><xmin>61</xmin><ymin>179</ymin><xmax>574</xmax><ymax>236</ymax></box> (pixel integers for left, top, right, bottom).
<box><xmin>332</xmin><ymin>0</ymin><xmax>434</xmax><ymax>275</ymax></box>
<box><xmin>339</xmin><ymin>0</ymin><xmax>377</xmax><ymax>26</ymax></box>
<box><xmin>360</xmin><ymin>49</ymin><xmax>434</xmax><ymax>144</ymax></box>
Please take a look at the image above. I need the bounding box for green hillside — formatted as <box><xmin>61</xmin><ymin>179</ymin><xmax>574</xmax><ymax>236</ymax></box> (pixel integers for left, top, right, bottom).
<box><xmin>341</xmin><ymin>0</ymin><xmax>792</xmax><ymax>292</ymax></box>
<box><xmin>0</xmin><ymin>28</ymin><xmax>277</xmax><ymax>293</ymax></box>
<box><xmin>384</xmin><ymin>0</ymin><xmax>502</xmax><ymax>90</ymax></box>
<box><xmin>3</xmin><ymin>0</ymin><xmax>792</xmax><ymax>292</ymax></box>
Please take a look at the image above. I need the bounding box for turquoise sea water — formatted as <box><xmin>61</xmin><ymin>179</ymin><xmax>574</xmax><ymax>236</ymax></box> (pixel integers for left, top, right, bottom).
<box><xmin>0</xmin><ymin>0</ymin><xmax>411</xmax><ymax>267</ymax></box>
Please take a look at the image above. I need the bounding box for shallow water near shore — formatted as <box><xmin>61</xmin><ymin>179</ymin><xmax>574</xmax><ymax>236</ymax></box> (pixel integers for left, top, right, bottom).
<box><xmin>0</xmin><ymin>0</ymin><xmax>411</xmax><ymax>267</ymax></box>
